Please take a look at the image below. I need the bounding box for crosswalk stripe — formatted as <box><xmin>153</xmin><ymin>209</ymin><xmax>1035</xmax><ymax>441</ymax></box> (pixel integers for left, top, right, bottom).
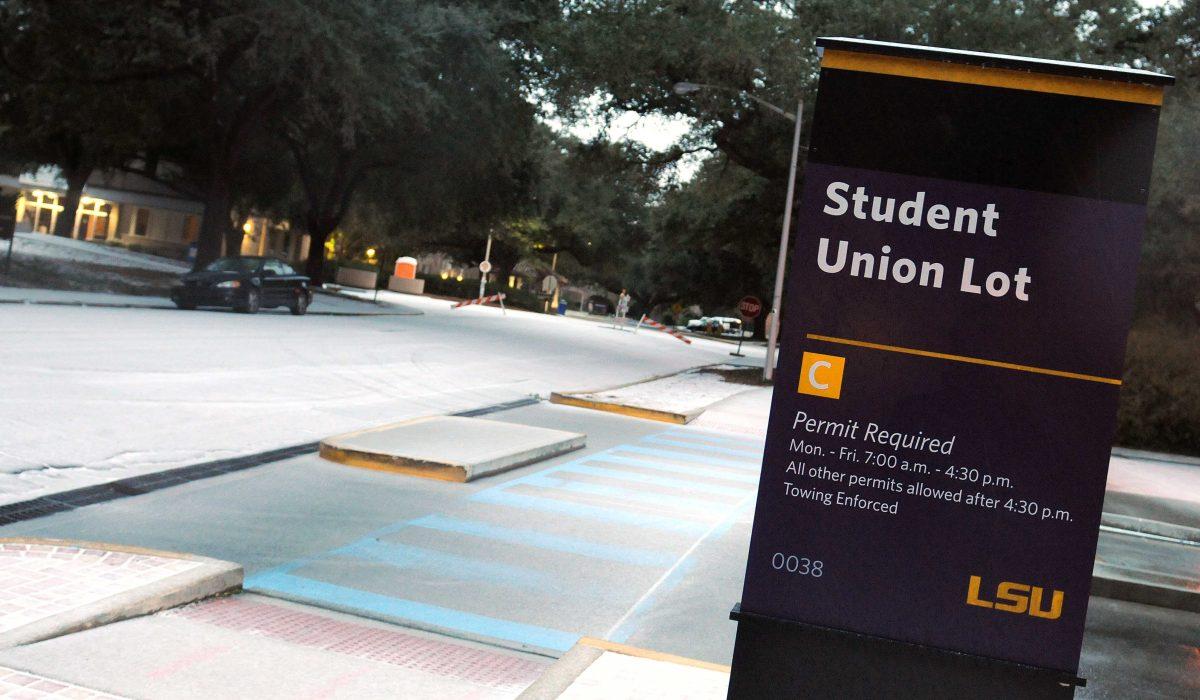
<box><xmin>641</xmin><ymin>434</ymin><xmax>763</xmax><ymax>458</ymax></box>
<box><xmin>334</xmin><ymin>539</ymin><xmax>557</xmax><ymax>591</ymax></box>
<box><xmin>613</xmin><ymin>444</ymin><xmax>760</xmax><ymax>471</ymax></box>
<box><xmin>518</xmin><ymin>474</ymin><xmax>735</xmax><ymax>516</ymax></box>
<box><xmin>559</xmin><ymin>463</ymin><xmax>752</xmax><ymax>498</ymax></box>
<box><xmin>408</xmin><ymin>514</ymin><xmax>677</xmax><ymax>567</ymax></box>
<box><xmin>662</xmin><ymin>427</ymin><xmax>765</xmax><ymax>445</ymax></box>
<box><xmin>247</xmin><ymin>571</ymin><xmax>579</xmax><ymax>653</ymax></box>
<box><xmin>471</xmin><ymin>489</ymin><xmax>709</xmax><ymax>535</ymax></box>
<box><xmin>586</xmin><ymin>452</ymin><xmax>758</xmax><ymax>484</ymax></box>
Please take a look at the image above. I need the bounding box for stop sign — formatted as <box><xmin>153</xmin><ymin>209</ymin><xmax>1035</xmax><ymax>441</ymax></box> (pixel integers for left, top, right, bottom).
<box><xmin>737</xmin><ymin>295</ymin><xmax>763</xmax><ymax>319</ymax></box>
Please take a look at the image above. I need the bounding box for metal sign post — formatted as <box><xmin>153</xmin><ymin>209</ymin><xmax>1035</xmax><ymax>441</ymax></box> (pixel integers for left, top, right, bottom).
<box><xmin>764</xmin><ymin>98</ymin><xmax>804</xmax><ymax>382</ymax></box>
<box><xmin>733</xmin><ymin>295</ymin><xmax>763</xmax><ymax>357</ymax></box>
<box><xmin>478</xmin><ymin>234</ymin><xmax>493</xmax><ymax>299</ymax></box>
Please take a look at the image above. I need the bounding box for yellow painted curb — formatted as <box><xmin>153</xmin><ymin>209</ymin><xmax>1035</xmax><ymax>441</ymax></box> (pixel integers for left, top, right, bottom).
<box><xmin>317</xmin><ymin>443</ymin><xmax>468</xmax><ymax>482</ymax></box>
<box><xmin>578</xmin><ymin>637</ymin><xmax>731</xmax><ymax>674</ymax></box>
<box><xmin>549</xmin><ymin>392</ymin><xmax>694</xmax><ymax>424</ymax></box>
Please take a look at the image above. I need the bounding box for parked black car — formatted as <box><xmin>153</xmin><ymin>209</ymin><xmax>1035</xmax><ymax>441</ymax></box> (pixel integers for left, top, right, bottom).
<box><xmin>172</xmin><ymin>256</ymin><xmax>313</xmax><ymax>315</ymax></box>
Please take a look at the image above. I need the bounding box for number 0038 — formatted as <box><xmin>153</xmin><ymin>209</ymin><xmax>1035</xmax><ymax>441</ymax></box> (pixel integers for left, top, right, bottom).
<box><xmin>771</xmin><ymin>552</ymin><xmax>824</xmax><ymax>577</ymax></box>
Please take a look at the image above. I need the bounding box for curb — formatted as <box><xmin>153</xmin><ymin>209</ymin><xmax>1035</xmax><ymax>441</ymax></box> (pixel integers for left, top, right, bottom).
<box><xmin>548</xmin><ymin>364</ymin><xmax>733</xmax><ymax>425</ymax></box>
<box><xmin>1099</xmin><ymin>513</ymin><xmax>1200</xmax><ymax>545</ymax></box>
<box><xmin>319</xmin><ymin>415</ymin><xmax>586</xmax><ymax>482</ymax></box>
<box><xmin>516</xmin><ymin>644</ymin><xmax>604</xmax><ymax>699</ymax></box>
<box><xmin>318</xmin><ymin>442</ymin><xmax>469</xmax><ymax>482</ymax></box>
<box><xmin>0</xmin><ymin>298</ymin><xmax>172</xmax><ymax>311</ymax></box>
<box><xmin>1110</xmin><ymin>446</ymin><xmax>1200</xmax><ymax>467</ymax></box>
<box><xmin>549</xmin><ymin>392</ymin><xmax>697</xmax><ymax>424</ymax></box>
<box><xmin>516</xmin><ymin>637</ymin><xmax>728</xmax><ymax>699</ymax></box>
<box><xmin>0</xmin><ymin>538</ymin><xmax>242</xmax><ymax>649</ymax></box>
<box><xmin>315</xmin><ymin>285</ymin><xmax>425</xmax><ymax>315</ymax></box>
<box><xmin>1091</xmin><ymin>562</ymin><xmax>1200</xmax><ymax>614</ymax></box>
<box><xmin>0</xmin><ymin>295</ymin><xmax>416</xmax><ymax>317</ymax></box>
<box><xmin>0</xmin><ymin>442</ymin><xmax>319</xmax><ymax>527</ymax></box>
<box><xmin>0</xmin><ymin>397</ymin><xmax>542</xmax><ymax>528</ymax></box>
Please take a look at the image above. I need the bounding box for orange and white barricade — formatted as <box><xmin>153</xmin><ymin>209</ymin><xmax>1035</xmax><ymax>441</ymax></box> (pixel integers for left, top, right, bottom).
<box><xmin>451</xmin><ymin>293</ymin><xmax>506</xmax><ymax>314</ymax></box>
<box><xmin>636</xmin><ymin>314</ymin><xmax>692</xmax><ymax>344</ymax></box>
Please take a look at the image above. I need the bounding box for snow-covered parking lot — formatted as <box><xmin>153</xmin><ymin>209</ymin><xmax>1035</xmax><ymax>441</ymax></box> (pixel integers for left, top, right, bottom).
<box><xmin>0</xmin><ymin>290</ymin><xmax>760</xmax><ymax>505</ymax></box>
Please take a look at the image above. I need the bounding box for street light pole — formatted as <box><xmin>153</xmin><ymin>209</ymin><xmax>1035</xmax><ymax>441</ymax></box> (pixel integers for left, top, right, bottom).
<box><xmin>478</xmin><ymin>233</ymin><xmax>493</xmax><ymax>299</ymax></box>
<box><xmin>765</xmin><ymin>98</ymin><xmax>803</xmax><ymax>382</ymax></box>
<box><xmin>673</xmin><ymin>81</ymin><xmax>803</xmax><ymax>381</ymax></box>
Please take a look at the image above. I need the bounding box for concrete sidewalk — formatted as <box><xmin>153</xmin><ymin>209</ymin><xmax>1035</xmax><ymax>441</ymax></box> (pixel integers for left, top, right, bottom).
<box><xmin>518</xmin><ymin>637</ymin><xmax>728</xmax><ymax>699</ymax></box>
<box><xmin>0</xmin><ymin>538</ymin><xmax>241</xmax><ymax>649</ymax></box>
<box><xmin>0</xmin><ymin>593</ymin><xmax>548</xmax><ymax>699</ymax></box>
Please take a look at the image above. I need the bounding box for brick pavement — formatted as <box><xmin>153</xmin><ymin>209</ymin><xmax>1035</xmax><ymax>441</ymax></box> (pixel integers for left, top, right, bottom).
<box><xmin>163</xmin><ymin>596</ymin><xmax>545</xmax><ymax>694</ymax></box>
<box><xmin>0</xmin><ymin>666</ymin><xmax>124</xmax><ymax>699</ymax></box>
<box><xmin>0</xmin><ymin>542</ymin><xmax>200</xmax><ymax>636</ymax></box>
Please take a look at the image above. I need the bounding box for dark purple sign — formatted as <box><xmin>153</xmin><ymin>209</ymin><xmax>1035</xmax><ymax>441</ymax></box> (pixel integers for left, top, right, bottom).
<box><xmin>740</xmin><ymin>159</ymin><xmax>1150</xmax><ymax>673</ymax></box>
<box><xmin>729</xmin><ymin>40</ymin><xmax>1172</xmax><ymax>699</ymax></box>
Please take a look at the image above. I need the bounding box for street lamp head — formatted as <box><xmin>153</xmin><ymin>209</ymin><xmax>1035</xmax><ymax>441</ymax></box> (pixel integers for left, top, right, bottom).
<box><xmin>673</xmin><ymin>81</ymin><xmax>702</xmax><ymax>96</ymax></box>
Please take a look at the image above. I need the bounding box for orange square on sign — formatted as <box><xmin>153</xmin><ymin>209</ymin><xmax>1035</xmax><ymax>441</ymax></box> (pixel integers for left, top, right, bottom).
<box><xmin>798</xmin><ymin>352</ymin><xmax>845</xmax><ymax>399</ymax></box>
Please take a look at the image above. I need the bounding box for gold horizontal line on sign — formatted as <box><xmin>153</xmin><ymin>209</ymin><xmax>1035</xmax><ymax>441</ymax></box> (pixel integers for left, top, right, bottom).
<box><xmin>805</xmin><ymin>333</ymin><xmax>1123</xmax><ymax>386</ymax></box>
<box><xmin>821</xmin><ymin>49</ymin><xmax>1163</xmax><ymax>106</ymax></box>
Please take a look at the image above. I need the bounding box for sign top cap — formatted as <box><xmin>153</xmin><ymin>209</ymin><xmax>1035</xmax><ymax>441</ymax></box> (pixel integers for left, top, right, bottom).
<box><xmin>817</xmin><ymin>37</ymin><xmax>1174</xmax><ymax>87</ymax></box>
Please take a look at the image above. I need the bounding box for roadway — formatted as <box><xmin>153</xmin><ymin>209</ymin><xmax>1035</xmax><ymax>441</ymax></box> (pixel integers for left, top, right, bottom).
<box><xmin>0</xmin><ymin>396</ymin><xmax>1196</xmax><ymax>698</ymax></box>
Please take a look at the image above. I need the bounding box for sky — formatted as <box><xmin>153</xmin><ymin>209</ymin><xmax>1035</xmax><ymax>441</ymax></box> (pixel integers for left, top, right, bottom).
<box><xmin>565</xmin><ymin>0</ymin><xmax>1180</xmax><ymax>176</ymax></box>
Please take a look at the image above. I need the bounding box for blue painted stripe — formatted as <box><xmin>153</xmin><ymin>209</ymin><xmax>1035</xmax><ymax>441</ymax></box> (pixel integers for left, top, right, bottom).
<box><xmin>642</xmin><ymin>434</ymin><xmax>763</xmax><ymax>458</ymax></box>
<box><xmin>334</xmin><ymin>539</ymin><xmax>556</xmax><ymax>591</ymax></box>
<box><xmin>606</xmin><ymin>496</ymin><xmax>757</xmax><ymax>644</ymax></box>
<box><xmin>246</xmin><ymin>571</ymin><xmax>579</xmax><ymax>653</ymax></box>
<box><xmin>560</xmin><ymin>463</ymin><xmax>752</xmax><ymax>498</ymax></box>
<box><xmin>409</xmin><ymin>514</ymin><xmax>676</xmax><ymax>567</ymax></box>
<box><xmin>590</xmin><ymin>452</ymin><xmax>758</xmax><ymax>484</ymax></box>
<box><xmin>471</xmin><ymin>489</ymin><xmax>708</xmax><ymax>535</ymax></box>
<box><xmin>616</xmin><ymin>444</ymin><xmax>759</xmax><ymax>470</ymax></box>
<box><xmin>663</xmin><ymin>428</ymin><xmax>764</xmax><ymax>448</ymax></box>
<box><xmin>606</xmin><ymin>560</ymin><xmax>698</xmax><ymax>644</ymax></box>
<box><xmin>518</xmin><ymin>474</ymin><xmax>733</xmax><ymax>515</ymax></box>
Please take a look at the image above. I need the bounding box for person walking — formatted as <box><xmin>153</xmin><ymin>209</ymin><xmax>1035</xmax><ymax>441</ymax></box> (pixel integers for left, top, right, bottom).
<box><xmin>613</xmin><ymin>288</ymin><xmax>631</xmax><ymax>329</ymax></box>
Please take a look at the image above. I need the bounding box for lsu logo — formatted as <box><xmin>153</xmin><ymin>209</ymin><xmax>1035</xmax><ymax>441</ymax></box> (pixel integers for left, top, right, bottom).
<box><xmin>798</xmin><ymin>352</ymin><xmax>845</xmax><ymax>399</ymax></box>
<box><xmin>966</xmin><ymin>575</ymin><xmax>1063</xmax><ymax>620</ymax></box>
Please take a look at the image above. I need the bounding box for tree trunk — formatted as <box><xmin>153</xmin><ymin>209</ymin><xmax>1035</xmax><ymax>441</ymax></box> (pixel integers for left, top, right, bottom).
<box><xmin>194</xmin><ymin>180</ymin><xmax>231</xmax><ymax>270</ymax></box>
<box><xmin>224</xmin><ymin>226</ymin><xmax>244</xmax><ymax>259</ymax></box>
<box><xmin>303</xmin><ymin>222</ymin><xmax>333</xmax><ymax>285</ymax></box>
<box><xmin>52</xmin><ymin>166</ymin><xmax>91</xmax><ymax>239</ymax></box>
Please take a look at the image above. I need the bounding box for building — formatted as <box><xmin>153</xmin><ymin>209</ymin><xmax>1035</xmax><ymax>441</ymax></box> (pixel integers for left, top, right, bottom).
<box><xmin>1</xmin><ymin>167</ymin><xmax>309</xmax><ymax>265</ymax></box>
<box><xmin>236</xmin><ymin>216</ymin><xmax>310</xmax><ymax>264</ymax></box>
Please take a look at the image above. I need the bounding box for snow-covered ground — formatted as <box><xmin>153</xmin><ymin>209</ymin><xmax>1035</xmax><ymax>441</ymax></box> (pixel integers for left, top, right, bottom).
<box><xmin>0</xmin><ymin>289</ymin><xmax>763</xmax><ymax>505</ymax></box>
<box><xmin>9</xmin><ymin>232</ymin><xmax>189</xmax><ymax>272</ymax></box>
<box><xmin>0</xmin><ymin>285</ymin><xmax>417</xmax><ymax>316</ymax></box>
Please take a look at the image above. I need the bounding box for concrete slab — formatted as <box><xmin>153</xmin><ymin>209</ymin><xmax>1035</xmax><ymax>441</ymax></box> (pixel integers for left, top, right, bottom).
<box><xmin>550</xmin><ymin>366</ymin><xmax>754</xmax><ymax>424</ymax></box>
<box><xmin>0</xmin><ymin>538</ymin><xmax>241</xmax><ymax>649</ymax></box>
<box><xmin>320</xmin><ymin>415</ymin><xmax>586</xmax><ymax>482</ymax></box>
<box><xmin>518</xmin><ymin>638</ymin><xmax>729</xmax><ymax>699</ymax></box>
